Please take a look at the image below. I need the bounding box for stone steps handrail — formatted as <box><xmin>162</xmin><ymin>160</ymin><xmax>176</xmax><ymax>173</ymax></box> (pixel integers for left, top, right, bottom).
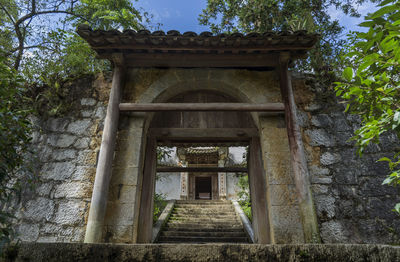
<box><xmin>152</xmin><ymin>200</ymin><xmax>175</xmax><ymax>243</ymax></box>
<box><xmin>232</xmin><ymin>200</ymin><xmax>255</xmax><ymax>243</ymax></box>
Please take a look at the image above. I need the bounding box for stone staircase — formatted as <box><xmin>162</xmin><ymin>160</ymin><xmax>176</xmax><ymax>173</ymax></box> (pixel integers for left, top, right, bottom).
<box><xmin>156</xmin><ymin>200</ymin><xmax>251</xmax><ymax>243</ymax></box>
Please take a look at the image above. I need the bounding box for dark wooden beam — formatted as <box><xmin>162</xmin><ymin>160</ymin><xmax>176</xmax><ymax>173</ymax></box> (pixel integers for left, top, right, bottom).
<box><xmin>279</xmin><ymin>52</ymin><xmax>320</xmax><ymax>243</ymax></box>
<box><xmin>120</xmin><ymin>103</ymin><xmax>285</xmax><ymax>112</ymax></box>
<box><xmin>92</xmin><ymin>44</ymin><xmax>312</xmax><ymax>52</ymax></box>
<box><xmin>102</xmin><ymin>53</ymin><xmax>281</xmax><ymax>68</ymax></box>
<box><xmin>248</xmin><ymin>137</ymin><xmax>271</xmax><ymax>244</ymax></box>
<box><xmin>156</xmin><ymin>167</ymin><xmax>247</xmax><ymax>173</ymax></box>
<box><xmin>149</xmin><ymin>128</ymin><xmax>259</xmax><ymax>138</ymax></box>
<box><xmin>84</xmin><ymin>59</ymin><xmax>124</xmax><ymax>243</ymax></box>
<box><xmin>137</xmin><ymin>137</ymin><xmax>157</xmax><ymax>243</ymax></box>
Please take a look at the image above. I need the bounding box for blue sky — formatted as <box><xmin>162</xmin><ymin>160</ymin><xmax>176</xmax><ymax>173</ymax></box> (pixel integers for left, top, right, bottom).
<box><xmin>137</xmin><ymin>0</ymin><xmax>378</xmax><ymax>35</ymax></box>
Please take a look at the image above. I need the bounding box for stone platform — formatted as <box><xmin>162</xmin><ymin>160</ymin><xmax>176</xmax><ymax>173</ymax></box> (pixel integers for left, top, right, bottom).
<box><xmin>3</xmin><ymin>243</ymin><xmax>400</xmax><ymax>262</ymax></box>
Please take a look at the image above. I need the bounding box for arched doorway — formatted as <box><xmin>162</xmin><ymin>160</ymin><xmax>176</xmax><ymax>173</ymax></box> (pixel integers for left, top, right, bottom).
<box><xmin>136</xmin><ymin>90</ymin><xmax>271</xmax><ymax>243</ymax></box>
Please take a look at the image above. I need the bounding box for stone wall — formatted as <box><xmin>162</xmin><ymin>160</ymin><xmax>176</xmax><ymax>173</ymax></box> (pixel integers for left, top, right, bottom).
<box><xmin>14</xmin><ymin>74</ymin><xmax>111</xmax><ymax>242</ymax></box>
<box><xmin>13</xmin><ymin>68</ymin><xmax>400</xmax><ymax>245</ymax></box>
<box><xmin>292</xmin><ymin>74</ymin><xmax>400</xmax><ymax>244</ymax></box>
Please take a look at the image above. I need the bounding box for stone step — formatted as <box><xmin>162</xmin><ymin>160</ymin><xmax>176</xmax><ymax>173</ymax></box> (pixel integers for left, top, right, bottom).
<box><xmin>156</xmin><ymin>200</ymin><xmax>247</xmax><ymax>244</ymax></box>
<box><xmin>173</xmin><ymin>207</ymin><xmax>235</xmax><ymax>212</ymax></box>
<box><xmin>167</xmin><ymin>220</ymin><xmax>240</xmax><ymax>226</ymax></box>
<box><xmin>171</xmin><ymin>211</ymin><xmax>236</xmax><ymax>216</ymax></box>
<box><xmin>168</xmin><ymin>217</ymin><xmax>240</xmax><ymax>223</ymax></box>
<box><xmin>169</xmin><ymin>215</ymin><xmax>238</xmax><ymax>220</ymax></box>
<box><xmin>157</xmin><ymin>236</ymin><xmax>249</xmax><ymax>243</ymax></box>
<box><xmin>166</xmin><ymin>224</ymin><xmax>244</xmax><ymax>230</ymax></box>
<box><xmin>176</xmin><ymin>200</ymin><xmax>231</xmax><ymax>205</ymax></box>
<box><xmin>162</xmin><ymin>227</ymin><xmax>245</xmax><ymax>232</ymax></box>
<box><xmin>161</xmin><ymin>231</ymin><xmax>247</xmax><ymax>238</ymax></box>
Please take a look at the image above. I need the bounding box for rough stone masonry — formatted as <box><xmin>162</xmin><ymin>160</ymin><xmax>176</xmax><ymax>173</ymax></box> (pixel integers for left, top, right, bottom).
<box><xmin>13</xmin><ymin>69</ymin><xmax>400</xmax><ymax>244</ymax></box>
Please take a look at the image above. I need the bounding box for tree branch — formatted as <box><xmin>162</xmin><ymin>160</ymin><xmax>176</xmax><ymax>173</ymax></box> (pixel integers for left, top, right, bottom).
<box><xmin>15</xmin><ymin>10</ymin><xmax>88</xmax><ymax>28</ymax></box>
<box><xmin>0</xmin><ymin>3</ymin><xmax>16</xmax><ymax>25</ymax></box>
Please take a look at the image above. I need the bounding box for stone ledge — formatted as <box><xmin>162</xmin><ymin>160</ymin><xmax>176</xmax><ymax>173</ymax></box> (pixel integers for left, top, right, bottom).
<box><xmin>3</xmin><ymin>243</ymin><xmax>400</xmax><ymax>262</ymax></box>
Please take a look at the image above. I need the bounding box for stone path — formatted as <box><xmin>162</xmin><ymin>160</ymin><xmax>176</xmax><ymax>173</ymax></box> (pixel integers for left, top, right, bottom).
<box><xmin>156</xmin><ymin>200</ymin><xmax>250</xmax><ymax>243</ymax></box>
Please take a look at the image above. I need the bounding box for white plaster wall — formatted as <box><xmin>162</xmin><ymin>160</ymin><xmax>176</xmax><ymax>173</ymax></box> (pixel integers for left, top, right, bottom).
<box><xmin>155</xmin><ymin>173</ymin><xmax>181</xmax><ymax>200</ymax></box>
<box><xmin>226</xmin><ymin>173</ymin><xmax>244</xmax><ymax>200</ymax></box>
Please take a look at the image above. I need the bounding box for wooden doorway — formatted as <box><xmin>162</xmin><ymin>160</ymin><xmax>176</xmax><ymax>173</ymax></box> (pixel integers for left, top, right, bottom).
<box><xmin>189</xmin><ymin>173</ymin><xmax>218</xmax><ymax>200</ymax></box>
<box><xmin>136</xmin><ymin>90</ymin><xmax>271</xmax><ymax>244</ymax></box>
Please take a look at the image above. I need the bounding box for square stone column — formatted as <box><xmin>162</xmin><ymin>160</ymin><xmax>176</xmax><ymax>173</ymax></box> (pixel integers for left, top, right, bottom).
<box><xmin>180</xmin><ymin>161</ymin><xmax>188</xmax><ymax>200</ymax></box>
<box><xmin>218</xmin><ymin>148</ymin><xmax>228</xmax><ymax>199</ymax></box>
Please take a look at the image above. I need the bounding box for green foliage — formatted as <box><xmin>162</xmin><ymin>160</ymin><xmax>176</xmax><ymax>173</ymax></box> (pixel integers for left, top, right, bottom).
<box><xmin>157</xmin><ymin>147</ymin><xmax>174</xmax><ymax>163</ymax></box>
<box><xmin>0</xmin><ymin>57</ymin><xmax>33</xmax><ymax>252</ymax></box>
<box><xmin>237</xmin><ymin>175</ymin><xmax>252</xmax><ymax>221</ymax></box>
<box><xmin>0</xmin><ymin>0</ymin><xmax>148</xmax><ymax>116</ymax></box>
<box><xmin>199</xmin><ymin>0</ymin><xmax>378</xmax><ymax>73</ymax></box>
<box><xmin>153</xmin><ymin>193</ymin><xmax>167</xmax><ymax>224</ymax></box>
<box><xmin>335</xmin><ymin>0</ymin><xmax>400</xmax><ymax>215</ymax></box>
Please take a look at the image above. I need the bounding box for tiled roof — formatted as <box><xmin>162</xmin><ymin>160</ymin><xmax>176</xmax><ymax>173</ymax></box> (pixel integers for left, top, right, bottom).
<box><xmin>186</xmin><ymin>147</ymin><xmax>219</xmax><ymax>154</ymax></box>
<box><xmin>76</xmin><ymin>25</ymin><xmax>319</xmax><ymax>67</ymax></box>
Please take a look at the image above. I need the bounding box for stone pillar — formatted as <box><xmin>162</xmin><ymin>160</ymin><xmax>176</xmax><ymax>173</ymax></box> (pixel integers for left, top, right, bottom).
<box><xmin>218</xmin><ymin>147</ymin><xmax>228</xmax><ymax>199</ymax></box>
<box><xmin>84</xmin><ymin>58</ymin><xmax>124</xmax><ymax>243</ymax></box>
<box><xmin>177</xmin><ymin>148</ymin><xmax>188</xmax><ymax>200</ymax></box>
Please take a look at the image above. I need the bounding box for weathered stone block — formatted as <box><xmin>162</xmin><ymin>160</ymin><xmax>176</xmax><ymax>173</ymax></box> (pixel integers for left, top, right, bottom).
<box><xmin>320</xmin><ymin>221</ymin><xmax>348</xmax><ymax>243</ymax></box>
<box><xmin>48</xmin><ymin>134</ymin><xmax>76</xmax><ymax>148</ymax></box>
<box><xmin>311</xmin><ymin>114</ymin><xmax>332</xmax><ymax>128</ymax></box>
<box><xmin>53</xmin><ymin>149</ymin><xmax>77</xmax><ymax>161</ymax></box>
<box><xmin>54</xmin><ymin>182</ymin><xmax>92</xmax><ymax>199</ymax></box>
<box><xmin>320</xmin><ymin>152</ymin><xmax>341</xmax><ymax>166</ymax></box>
<box><xmin>24</xmin><ymin>197</ymin><xmax>55</xmax><ymax>222</ymax></box>
<box><xmin>311</xmin><ymin>184</ymin><xmax>329</xmax><ymax>195</ymax></box>
<box><xmin>309</xmin><ymin>165</ymin><xmax>330</xmax><ymax>176</ymax></box>
<box><xmin>314</xmin><ymin>195</ymin><xmax>336</xmax><ymax>220</ymax></box>
<box><xmin>46</xmin><ymin>118</ymin><xmax>69</xmax><ymax>132</ymax></box>
<box><xmin>36</xmin><ymin>183</ymin><xmax>53</xmax><ymax>197</ymax></box>
<box><xmin>17</xmin><ymin>224</ymin><xmax>40</xmax><ymax>241</ymax></box>
<box><xmin>306</xmin><ymin>129</ymin><xmax>335</xmax><ymax>147</ymax></box>
<box><xmin>54</xmin><ymin>201</ymin><xmax>86</xmax><ymax>225</ymax></box>
<box><xmin>42</xmin><ymin>162</ymin><xmax>76</xmax><ymax>180</ymax></box>
<box><xmin>71</xmin><ymin>166</ymin><xmax>96</xmax><ymax>181</ymax></box>
<box><xmin>74</xmin><ymin>137</ymin><xmax>91</xmax><ymax>149</ymax></box>
<box><xmin>81</xmin><ymin>98</ymin><xmax>97</xmax><ymax>106</ymax></box>
<box><xmin>67</xmin><ymin>119</ymin><xmax>92</xmax><ymax>135</ymax></box>
<box><xmin>94</xmin><ymin>106</ymin><xmax>106</xmax><ymax>119</ymax></box>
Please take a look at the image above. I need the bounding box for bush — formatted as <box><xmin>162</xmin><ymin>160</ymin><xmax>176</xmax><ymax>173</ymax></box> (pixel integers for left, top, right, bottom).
<box><xmin>237</xmin><ymin>175</ymin><xmax>252</xmax><ymax>221</ymax></box>
<box><xmin>153</xmin><ymin>193</ymin><xmax>167</xmax><ymax>224</ymax></box>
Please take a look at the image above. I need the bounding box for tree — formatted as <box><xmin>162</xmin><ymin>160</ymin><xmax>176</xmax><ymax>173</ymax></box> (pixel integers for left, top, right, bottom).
<box><xmin>199</xmin><ymin>0</ymin><xmax>379</xmax><ymax>74</ymax></box>
<box><xmin>0</xmin><ymin>56</ymin><xmax>32</xmax><ymax>252</ymax></box>
<box><xmin>0</xmin><ymin>0</ymin><xmax>149</xmax><ymax>250</ymax></box>
<box><xmin>0</xmin><ymin>0</ymin><xmax>146</xmax><ymax>76</ymax></box>
<box><xmin>335</xmin><ymin>0</ymin><xmax>400</xmax><ymax>214</ymax></box>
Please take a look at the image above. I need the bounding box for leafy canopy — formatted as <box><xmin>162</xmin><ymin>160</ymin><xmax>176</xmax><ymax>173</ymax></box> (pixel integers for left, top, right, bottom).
<box><xmin>199</xmin><ymin>0</ymin><xmax>379</xmax><ymax>73</ymax></box>
<box><xmin>335</xmin><ymin>0</ymin><xmax>400</xmax><ymax>214</ymax></box>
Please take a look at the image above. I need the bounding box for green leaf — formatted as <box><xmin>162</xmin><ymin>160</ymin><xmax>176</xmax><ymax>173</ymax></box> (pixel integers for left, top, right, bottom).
<box><xmin>393</xmin><ymin>203</ymin><xmax>400</xmax><ymax>214</ymax></box>
<box><xmin>370</xmin><ymin>4</ymin><xmax>398</xmax><ymax>19</ymax></box>
<box><xmin>358</xmin><ymin>21</ymin><xmax>375</xmax><ymax>27</ymax></box>
<box><xmin>342</xmin><ymin>67</ymin><xmax>353</xmax><ymax>81</ymax></box>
